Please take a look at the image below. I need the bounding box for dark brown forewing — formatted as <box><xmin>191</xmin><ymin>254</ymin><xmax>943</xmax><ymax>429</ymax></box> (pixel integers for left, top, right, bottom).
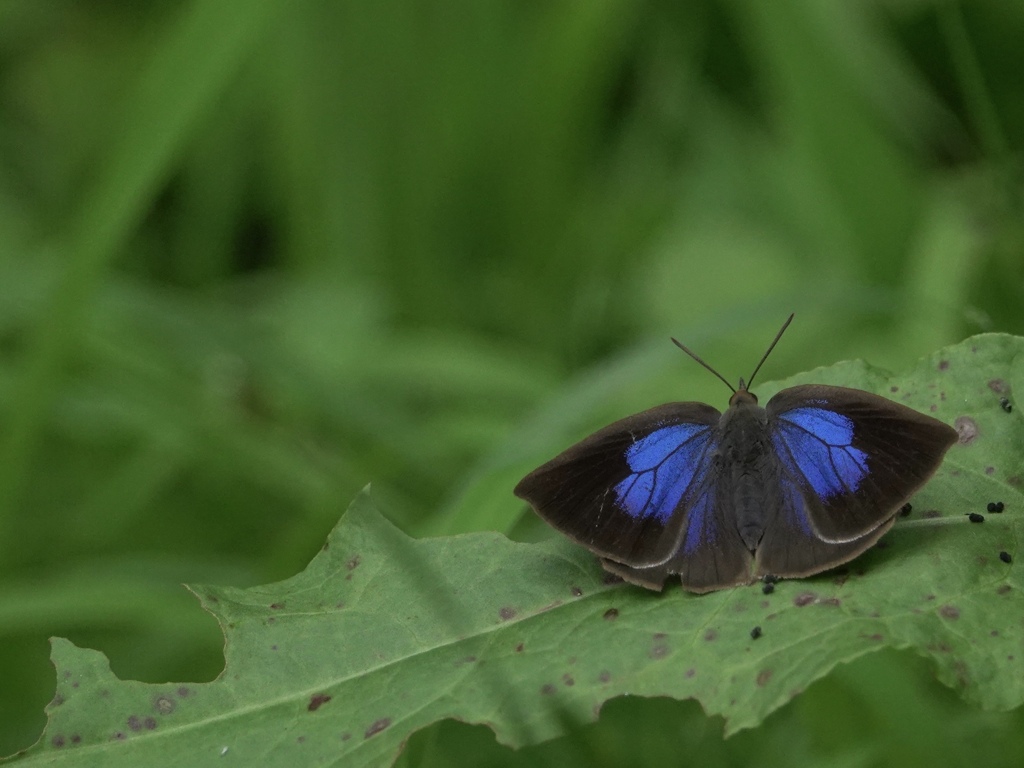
<box><xmin>766</xmin><ymin>384</ymin><xmax>957</xmax><ymax>543</ymax></box>
<box><xmin>514</xmin><ymin>402</ymin><xmax>720</xmax><ymax>568</ymax></box>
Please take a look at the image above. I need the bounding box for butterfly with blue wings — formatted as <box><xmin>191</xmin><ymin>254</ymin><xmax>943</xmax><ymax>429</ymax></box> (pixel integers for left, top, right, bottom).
<box><xmin>514</xmin><ymin>316</ymin><xmax>959</xmax><ymax>592</ymax></box>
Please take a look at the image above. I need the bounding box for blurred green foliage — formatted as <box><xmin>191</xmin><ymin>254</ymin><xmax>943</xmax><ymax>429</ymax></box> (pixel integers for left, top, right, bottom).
<box><xmin>0</xmin><ymin>0</ymin><xmax>1022</xmax><ymax>764</ymax></box>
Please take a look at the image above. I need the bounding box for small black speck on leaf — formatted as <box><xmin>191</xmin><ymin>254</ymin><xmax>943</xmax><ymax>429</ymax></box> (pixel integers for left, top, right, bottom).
<box><xmin>762</xmin><ymin>583</ymin><xmax>775</xmax><ymax>595</ymax></box>
<box><xmin>750</xmin><ymin>626</ymin><xmax>762</xmax><ymax>640</ymax></box>
<box><xmin>969</xmin><ymin>513</ymin><xmax>985</xmax><ymax>523</ymax></box>
<box><xmin>900</xmin><ymin>503</ymin><xmax>913</xmax><ymax>516</ymax></box>
<box><xmin>603</xmin><ymin>608</ymin><xmax>619</xmax><ymax>621</ymax></box>
<box><xmin>988</xmin><ymin>501</ymin><xmax>1005</xmax><ymax>513</ymax></box>
<box><xmin>1000</xmin><ymin>551</ymin><xmax>1012</xmax><ymax>564</ymax></box>
<box><xmin>571</xmin><ymin>586</ymin><xmax>583</xmax><ymax>597</ymax></box>
<box><xmin>1000</xmin><ymin>397</ymin><xmax>1013</xmax><ymax>413</ymax></box>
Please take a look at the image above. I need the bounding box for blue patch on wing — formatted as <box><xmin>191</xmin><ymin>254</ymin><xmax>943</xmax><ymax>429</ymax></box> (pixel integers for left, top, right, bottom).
<box><xmin>778</xmin><ymin>474</ymin><xmax>815</xmax><ymax>536</ymax></box>
<box><xmin>680</xmin><ymin>488</ymin><xmax>717</xmax><ymax>554</ymax></box>
<box><xmin>772</xmin><ymin>407</ymin><xmax>869</xmax><ymax>500</ymax></box>
<box><xmin>613</xmin><ymin>423</ymin><xmax>715</xmax><ymax>523</ymax></box>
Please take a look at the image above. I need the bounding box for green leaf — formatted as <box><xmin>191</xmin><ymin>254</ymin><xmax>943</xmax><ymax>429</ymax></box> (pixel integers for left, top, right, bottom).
<box><xmin>8</xmin><ymin>334</ymin><xmax>1023</xmax><ymax>767</ymax></box>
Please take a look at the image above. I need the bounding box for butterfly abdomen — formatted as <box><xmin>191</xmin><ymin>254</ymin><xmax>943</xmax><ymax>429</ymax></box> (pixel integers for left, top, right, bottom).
<box><xmin>719</xmin><ymin>402</ymin><xmax>776</xmax><ymax>552</ymax></box>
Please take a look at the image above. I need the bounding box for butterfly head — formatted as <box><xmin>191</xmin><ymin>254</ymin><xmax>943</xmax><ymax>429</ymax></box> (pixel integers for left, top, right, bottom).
<box><xmin>729</xmin><ymin>380</ymin><xmax>758</xmax><ymax>407</ymax></box>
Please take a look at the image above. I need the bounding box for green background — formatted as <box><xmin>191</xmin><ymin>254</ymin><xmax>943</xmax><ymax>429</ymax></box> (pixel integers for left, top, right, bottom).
<box><xmin>0</xmin><ymin>0</ymin><xmax>1022</xmax><ymax>765</ymax></box>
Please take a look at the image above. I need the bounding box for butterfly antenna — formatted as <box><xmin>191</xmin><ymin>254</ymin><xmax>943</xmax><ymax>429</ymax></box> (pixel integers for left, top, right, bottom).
<box><xmin>670</xmin><ymin>337</ymin><xmax>736</xmax><ymax>394</ymax></box>
<box><xmin>746</xmin><ymin>313</ymin><xmax>794</xmax><ymax>389</ymax></box>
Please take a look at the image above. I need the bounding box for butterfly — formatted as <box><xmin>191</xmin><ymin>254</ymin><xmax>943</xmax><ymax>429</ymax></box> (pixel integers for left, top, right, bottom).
<box><xmin>514</xmin><ymin>316</ymin><xmax>959</xmax><ymax>592</ymax></box>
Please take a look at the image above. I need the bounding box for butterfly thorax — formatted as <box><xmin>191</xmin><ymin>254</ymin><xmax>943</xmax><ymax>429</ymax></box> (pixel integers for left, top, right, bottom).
<box><xmin>717</xmin><ymin>398</ymin><xmax>776</xmax><ymax>552</ymax></box>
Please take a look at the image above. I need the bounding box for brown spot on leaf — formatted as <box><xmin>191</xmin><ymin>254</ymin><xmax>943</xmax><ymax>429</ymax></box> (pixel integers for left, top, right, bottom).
<box><xmin>127</xmin><ymin>716</ymin><xmax>141</xmax><ymax>732</ymax></box>
<box><xmin>704</xmin><ymin>629</ymin><xmax>718</xmax><ymax>642</ymax></box>
<box><xmin>938</xmin><ymin>360</ymin><xmax>949</xmax><ymax>371</ymax></box>
<box><xmin>177</xmin><ymin>687</ymin><xmax>191</xmax><ymax>698</ymax></box>
<box><xmin>685</xmin><ymin>668</ymin><xmax>696</xmax><ymax>678</ymax></box>
<box><xmin>499</xmin><ymin>607</ymin><xmax>516</xmax><ymax>621</ymax></box>
<box><xmin>821</xmin><ymin>597</ymin><xmax>841</xmax><ymax>607</ymax></box>
<box><xmin>939</xmin><ymin>605</ymin><xmax>960</xmax><ymax>620</ymax></box>
<box><xmin>650</xmin><ymin>637</ymin><xmax>670</xmax><ymax>659</ymax></box>
<box><xmin>269</xmin><ymin>603</ymin><xmax>284</xmax><ymax>610</ymax></box>
<box><xmin>756</xmin><ymin>669</ymin><xmax>773</xmax><ymax>687</ymax></box>
<box><xmin>70</xmin><ymin>735</ymin><xmax>81</xmax><ymax>745</ymax></box>
<box><xmin>997</xmin><ymin>584</ymin><xmax>1012</xmax><ymax>595</ymax></box>
<box><xmin>52</xmin><ymin>735</ymin><xmax>65</xmax><ymax>748</ymax></box>
<box><xmin>954</xmin><ymin>416</ymin><xmax>978</xmax><ymax>444</ymax></box>
<box><xmin>562</xmin><ymin>674</ymin><xmax>575</xmax><ymax>686</ymax></box>
<box><xmin>541</xmin><ymin>683</ymin><xmax>556</xmax><ymax>695</ymax></box>
<box><xmin>154</xmin><ymin>695</ymin><xmax>175</xmax><ymax>715</ymax></box>
<box><xmin>988</xmin><ymin>378</ymin><xmax>1009</xmax><ymax>394</ymax></box>
<box><xmin>985</xmin><ymin>466</ymin><xmax>995</xmax><ymax>475</ymax></box>
<box><xmin>598</xmin><ymin>670</ymin><xmax>611</xmax><ymax>683</ymax></box>
<box><xmin>346</xmin><ymin>555</ymin><xmax>361</xmax><ymax>571</ymax></box>
<box><xmin>515</xmin><ymin>643</ymin><xmax>524</xmax><ymax>653</ymax></box>
<box><xmin>793</xmin><ymin>592</ymin><xmax>817</xmax><ymax>607</ymax></box>
<box><xmin>571</xmin><ymin>586</ymin><xmax>583</xmax><ymax>597</ymax></box>
<box><xmin>308</xmin><ymin>694</ymin><xmax>332</xmax><ymax>712</ymax></box>
<box><xmin>365</xmin><ymin>718</ymin><xmax>391</xmax><ymax>739</ymax></box>
<box><xmin>603</xmin><ymin>608</ymin><xmax>619</xmax><ymax>621</ymax></box>
<box><xmin>143</xmin><ymin>718</ymin><xmax>157</xmax><ymax>731</ymax></box>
